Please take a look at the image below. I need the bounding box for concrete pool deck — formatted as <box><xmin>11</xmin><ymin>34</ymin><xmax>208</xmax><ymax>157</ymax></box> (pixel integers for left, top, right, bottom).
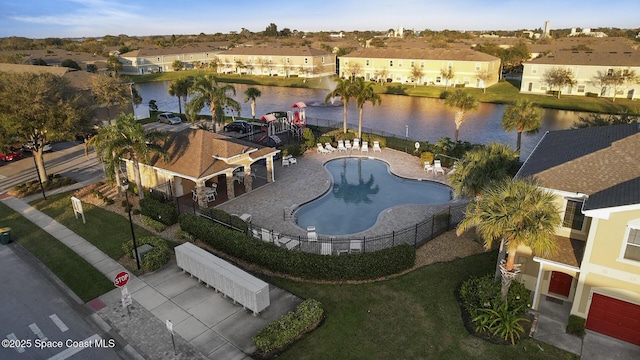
<box><xmin>217</xmin><ymin>147</ymin><xmax>468</xmax><ymax>239</ymax></box>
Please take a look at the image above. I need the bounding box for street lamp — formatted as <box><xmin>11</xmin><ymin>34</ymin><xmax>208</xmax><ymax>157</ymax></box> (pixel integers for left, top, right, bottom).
<box><xmin>121</xmin><ymin>179</ymin><xmax>141</xmax><ymax>270</ymax></box>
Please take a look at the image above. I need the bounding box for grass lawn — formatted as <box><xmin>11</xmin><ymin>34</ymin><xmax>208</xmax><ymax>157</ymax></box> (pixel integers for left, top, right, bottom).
<box><xmin>269</xmin><ymin>251</ymin><xmax>578</xmax><ymax>360</ymax></box>
<box><xmin>0</xmin><ymin>202</ymin><xmax>113</xmax><ymax>302</ymax></box>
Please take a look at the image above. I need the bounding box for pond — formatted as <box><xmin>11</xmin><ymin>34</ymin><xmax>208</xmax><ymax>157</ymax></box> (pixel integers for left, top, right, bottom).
<box><xmin>134</xmin><ymin>80</ymin><xmax>584</xmax><ymax>158</ymax></box>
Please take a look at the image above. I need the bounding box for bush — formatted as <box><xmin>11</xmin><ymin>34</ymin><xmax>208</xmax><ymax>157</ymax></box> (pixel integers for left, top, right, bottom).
<box><xmin>121</xmin><ymin>236</ymin><xmax>170</xmax><ymax>271</ymax></box>
<box><xmin>139</xmin><ymin>197</ymin><xmax>178</xmax><ymax>225</ymax></box>
<box><xmin>284</xmin><ymin>144</ymin><xmax>303</xmax><ymax>157</ymax></box>
<box><xmin>140</xmin><ymin>215</ymin><xmax>167</xmax><ymax>232</ymax></box>
<box><xmin>253</xmin><ymin>299</ymin><xmax>324</xmax><ymax>355</ymax></box>
<box><xmin>473</xmin><ymin>301</ymin><xmax>529</xmax><ymax>345</ymax></box>
<box><xmin>566</xmin><ymin>315</ymin><xmax>586</xmax><ymax>337</ymax></box>
<box><xmin>317</xmin><ymin>135</ymin><xmax>332</xmax><ymax>145</ymax></box>
<box><xmin>302</xmin><ymin>128</ymin><xmax>315</xmax><ymax>149</ymax></box>
<box><xmin>420</xmin><ymin>151</ymin><xmax>434</xmax><ymax>165</ymax></box>
<box><xmin>178</xmin><ymin>213</ymin><xmax>415</xmax><ymax>281</ymax></box>
<box><xmin>459</xmin><ymin>274</ymin><xmax>530</xmax><ymax>319</ymax></box>
<box><xmin>585</xmin><ymin>92</ymin><xmax>599</xmax><ymax>98</ymax></box>
<box><xmin>176</xmin><ymin>230</ymin><xmax>195</xmax><ymax>242</ymax></box>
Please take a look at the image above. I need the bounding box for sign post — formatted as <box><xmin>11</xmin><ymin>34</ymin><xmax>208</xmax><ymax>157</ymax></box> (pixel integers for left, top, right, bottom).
<box><xmin>71</xmin><ymin>196</ymin><xmax>85</xmax><ymax>224</ymax></box>
<box><xmin>114</xmin><ymin>271</ymin><xmax>132</xmax><ymax>318</ymax></box>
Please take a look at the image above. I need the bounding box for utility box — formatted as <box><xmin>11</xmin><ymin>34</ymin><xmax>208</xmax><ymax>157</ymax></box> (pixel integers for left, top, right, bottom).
<box><xmin>133</xmin><ymin>244</ymin><xmax>154</xmax><ymax>262</ymax></box>
<box><xmin>0</xmin><ymin>227</ymin><xmax>11</xmax><ymax>245</ymax></box>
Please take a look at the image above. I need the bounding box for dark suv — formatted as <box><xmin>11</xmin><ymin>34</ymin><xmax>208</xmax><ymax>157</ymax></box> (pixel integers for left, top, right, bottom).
<box><xmin>224</xmin><ymin>120</ymin><xmax>251</xmax><ymax>133</ymax></box>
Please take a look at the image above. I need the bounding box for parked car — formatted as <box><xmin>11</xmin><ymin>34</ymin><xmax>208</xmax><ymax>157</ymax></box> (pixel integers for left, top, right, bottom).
<box><xmin>22</xmin><ymin>141</ymin><xmax>52</xmax><ymax>152</ymax></box>
<box><xmin>0</xmin><ymin>147</ymin><xmax>23</xmax><ymax>162</ymax></box>
<box><xmin>157</xmin><ymin>112</ymin><xmax>182</xmax><ymax>125</ymax></box>
<box><xmin>224</xmin><ymin>120</ymin><xmax>251</xmax><ymax>133</ymax></box>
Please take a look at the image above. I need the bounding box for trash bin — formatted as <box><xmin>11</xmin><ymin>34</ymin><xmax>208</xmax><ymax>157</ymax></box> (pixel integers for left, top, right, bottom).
<box><xmin>0</xmin><ymin>227</ymin><xmax>11</xmax><ymax>245</ymax></box>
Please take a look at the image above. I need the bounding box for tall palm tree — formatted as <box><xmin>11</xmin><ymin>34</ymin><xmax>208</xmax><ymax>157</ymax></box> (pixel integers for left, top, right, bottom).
<box><xmin>352</xmin><ymin>77</ymin><xmax>382</xmax><ymax>139</ymax></box>
<box><xmin>444</xmin><ymin>89</ymin><xmax>478</xmax><ymax>143</ymax></box>
<box><xmin>457</xmin><ymin>178</ymin><xmax>560</xmax><ymax>300</ymax></box>
<box><xmin>501</xmin><ymin>99</ymin><xmax>542</xmax><ymax>152</ymax></box>
<box><xmin>449</xmin><ymin>143</ymin><xmax>520</xmax><ymax>199</ymax></box>
<box><xmin>88</xmin><ymin>114</ymin><xmax>169</xmax><ymax>200</ymax></box>
<box><xmin>168</xmin><ymin>76</ymin><xmax>193</xmax><ymax>115</ymax></box>
<box><xmin>187</xmin><ymin>74</ymin><xmax>240</xmax><ymax>132</ymax></box>
<box><xmin>85</xmin><ymin>122</ymin><xmax>125</xmax><ymax>196</ymax></box>
<box><xmin>325</xmin><ymin>77</ymin><xmax>353</xmax><ymax>133</ymax></box>
<box><xmin>243</xmin><ymin>87</ymin><xmax>262</xmax><ymax>120</ymax></box>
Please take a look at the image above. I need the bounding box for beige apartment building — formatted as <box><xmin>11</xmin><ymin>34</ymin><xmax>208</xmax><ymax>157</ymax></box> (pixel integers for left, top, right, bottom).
<box><xmin>215</xmin><ymin>46</ymin><xmax>336</xmax><ymax>78</ymax></box>
<box><xmin>119</xmin><ymin>44</ymin><xmax>223</xmax><ymax>75</ymax></box>
<box><xmin>339</xmin><ymin>48</ymin><xmax>501</xmax><ymax>88</ymax></box>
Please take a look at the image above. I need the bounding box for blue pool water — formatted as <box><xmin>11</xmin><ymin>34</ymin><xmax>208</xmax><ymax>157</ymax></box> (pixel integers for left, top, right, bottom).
<box><xmin>295</xmin><ymin>158</ymin><xmax>453</xmax><ymax>235</ymax></box>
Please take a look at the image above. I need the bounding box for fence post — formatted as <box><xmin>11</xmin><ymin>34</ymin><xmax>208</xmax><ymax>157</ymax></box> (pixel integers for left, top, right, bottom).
<box><xmin>414</xmin><ymin>224</ymin><xmax>418</xmax><ymax>247</ymax></box>
<box><xmin>392</xmin><ymin>231</ymin><xmax>395</xmax><ymax>246</ymax></box>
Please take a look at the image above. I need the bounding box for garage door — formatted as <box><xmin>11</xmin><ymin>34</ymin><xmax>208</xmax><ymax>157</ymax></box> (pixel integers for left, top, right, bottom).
<box><xmin>586</xmin><ymin>293</ymin><xmax>640</xmax><ymax>346</ymax></box>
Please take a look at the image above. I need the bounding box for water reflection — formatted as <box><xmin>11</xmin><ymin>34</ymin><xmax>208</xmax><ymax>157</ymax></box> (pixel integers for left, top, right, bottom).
<box><xmin>135</xmin><ymin>80</ymin><xmax>584</xmax><ymax>158</ymax></box>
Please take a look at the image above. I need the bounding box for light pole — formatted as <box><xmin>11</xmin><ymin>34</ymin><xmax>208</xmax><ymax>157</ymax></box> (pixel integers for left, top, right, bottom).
<box><xmin>121</xmin><ymin>179</ymin><xmax>141</xmax><ymax>270</ymax></box>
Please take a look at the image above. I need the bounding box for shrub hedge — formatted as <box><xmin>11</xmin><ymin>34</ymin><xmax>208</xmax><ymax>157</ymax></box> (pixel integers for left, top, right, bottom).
<box><xmin>566</xmin><ymin>315</ymin><xmax>586</xmax><ymax>337</ymax></box>
<box><xmin>139</xmin><ymin>197</ymin><xmax>179</xmax><ymax>225</ymax></box>
<box><xmin>122</xmin><ymin>236</ymin><xmax>171</xmax><ymax>271</ymax></box>
<box><xmin>140</xmin><ymin>215</ymin><xmax>167</xmax><ymax>232</ymax></box>
<box><xmin>253</xmin><ymin>299</ymin><xmax>324</xmax><ymax>356</ymax></box>
<box><xmin>179</xmin><ymin>213</ymin><xmax>415</xmax><ymax>280</ymax></box>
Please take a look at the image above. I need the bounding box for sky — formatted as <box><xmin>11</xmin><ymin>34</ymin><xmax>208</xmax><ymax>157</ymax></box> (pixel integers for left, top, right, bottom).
<box><xmin>1</xmin><ymin>0</ymin><xmax>638</xmax><ymax>39</ymax></box>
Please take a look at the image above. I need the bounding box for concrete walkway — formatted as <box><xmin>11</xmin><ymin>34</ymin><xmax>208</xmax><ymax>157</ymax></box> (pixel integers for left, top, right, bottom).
<box><xmin>1</xmin><ymin>195</ymin><xmax>302</xmax><ymax>359</ymax></box>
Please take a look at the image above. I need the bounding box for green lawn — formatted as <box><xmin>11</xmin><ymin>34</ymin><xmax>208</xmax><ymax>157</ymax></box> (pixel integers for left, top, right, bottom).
<box><xmin>130</xmin><ymin>71</ymin><xmax>638</xmax><ymax>115</ymax></box>
<box><xmin>269</xmin><ymin>251</ymin><xmax>578</xmax><ymax>360</ymax></box>
<box><xmin>0</xmin><ymin>202</ymin><xmax>113</xmax><ymax>302</ymax></box>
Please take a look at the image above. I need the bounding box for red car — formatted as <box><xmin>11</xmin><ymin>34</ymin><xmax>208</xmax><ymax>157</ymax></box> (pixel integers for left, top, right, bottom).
<box><xmin>0</xmin><ymin>148</ymin><xmax>23</xmax><ymax>162</ymax></box>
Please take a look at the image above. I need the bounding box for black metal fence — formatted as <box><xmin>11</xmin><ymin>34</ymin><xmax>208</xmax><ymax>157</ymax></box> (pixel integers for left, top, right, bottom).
<box><xmin>187</xmin><ymin>202</ymin><xmax>468</xmax><ymax>256</ymax></box>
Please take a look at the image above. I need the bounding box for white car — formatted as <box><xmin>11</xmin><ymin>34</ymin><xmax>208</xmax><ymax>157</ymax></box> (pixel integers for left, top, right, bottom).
<box><xmin>157</xmin><ymin>112</ymin><xmax>182</xmax><ymax>125</ymax></box>
<box><xmin>22</xmin><ymin>141</ymin><xmax>52</xmax><ymax>152</ymax></box>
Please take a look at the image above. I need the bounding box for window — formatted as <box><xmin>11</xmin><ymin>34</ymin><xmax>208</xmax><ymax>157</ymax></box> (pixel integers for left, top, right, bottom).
<box><xmin>366</xmin><ymin>59</ymin><xmax>370</xmax><ymax>66</ymax></box>
<box><xmin>304</xmin><ymin>57</ymin><xmax>308</xmax><ymax>64</ymax></box>
<box><xmin>286</xmin><ymin>57</ymin><xmax>290</xmax><ymax>64</ymax></box>
<box><xmin>607</xmin><ymin>68</ymin><xmax>614</xmax><ymax>76</ymax></box>
<box><xmin>398</xmin><ymin>61</ymin><xmax>403</xmax><ymax>68</ymax></box>
<box><xmin>532</xmin><ymin>66</ymin><xmax>538</xmax><ymax>74</ymax></box>
<box><xmin>322</xmin><ymin>56</ymin><xmax>325</xmax><ymax>63</ymax></box>
<box><xmin>410</xmin><ymin>61</ymin><xmax>414</xmax><ymax>67</ymax></box>
<box><xmin>435</xmin><ymin>76</ymin><xmax>442</xmax><ymax>83</ymax></box>
<box><xmin>475</xmin><ymin>63</ymin><xmax>481</xmax><ymax>71</ymax></box>
<box><xmin>562</xmin><ymin>199</ymin><xmax>585</xmax><ymax>231</ymax></box>
<box><xmin>463</xmin><ymin>77</ymin><xmax>470</xmax><ymax>85</ymax></box>
<box><xmin>389</xmin><ymin>60</ymin><xmax>393</xmax><ymax>67</ymax></box>
<box><xmin>577</xmin><ymin>85</ymin><xmax>586</xmax><ymax>93</ymax></box>
<box><xmin>622</xmin><ymin>220</ymin><xmax>640</xmax><ymax>262</ymax></box>
<box><xmin>420</xmin><ymin>61</ymin><xmax>424</xmax><ymax>68</ymax></box>
<box><xmin>447</xmin><ymin>61</ymin><xmax>453</xmax><ymax>69</ymax></box>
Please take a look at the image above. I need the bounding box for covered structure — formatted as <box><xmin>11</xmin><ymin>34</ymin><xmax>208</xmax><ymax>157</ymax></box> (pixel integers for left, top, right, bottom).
<box><xmin>130</xmin><ymin>129</ymin><xmax>280</xmax><ymax>207</ymax></box>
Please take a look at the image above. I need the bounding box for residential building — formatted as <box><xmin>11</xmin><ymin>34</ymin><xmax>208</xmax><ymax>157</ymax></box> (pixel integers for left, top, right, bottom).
<box><xmin>0</xmin><ymin>48</ymin><xmax>108</xmax><ymax>72</ymax></box>
<box><xmin>521</xmin><ymin>49</ymin><xmax>640</xmax><ymax>99</ymax></box>
<box><xmin>339</xmin><ymin>48</ymin><xmax>500</xmax><ymax>88</ymax></box>
<box><xmin>118</xmin><ymin>43</ymin><xmax>228</xmax><ymax>75</ymax></box>
<box><xmin>514</xmin><ymin>124</ymin><xmax>640</xmax><ymax>346</ymax></box>
<box><xmin>215</xmin><ymin>46</ymin><xmax>336</xmax><ymax>78</ymax></box>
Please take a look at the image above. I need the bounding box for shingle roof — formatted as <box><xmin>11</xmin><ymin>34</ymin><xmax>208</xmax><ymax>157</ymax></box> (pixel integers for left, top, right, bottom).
<box><xmin>147</xmin><ymin>129</ymin><xmax>278</xmax><ymax>180</ymax></box>
<box><xmin>341</xmin><ymin>47</ymin><xmax>499</xmax><ymax>62</ymax></box>
<box><xmin>120</xmin><ymin>44</ymin><xmax>222</xmax><ymax>57</ymax></box>
<box><xmin>526</xmin><ymin>49</ymin><xmax>640</xmax><ymax>67</ymax></box>
<box><xmin>0</xmin><ymin>63</ymin><xmax>98</xmax><ymax>89</ymax></box>
<box><xmin>220</xmin><ymin>45</ymin><xmax>331</xmax><ymax>57</ymax></box>
<box><xmin>516</xmin><ymin>124</ymin><xmax>640</xmax><ymax>211</ymax></box>
<box><xmin>536</xmin><ymin>236</ymin><xmax>586</xmax><ymax>268</ymax></box>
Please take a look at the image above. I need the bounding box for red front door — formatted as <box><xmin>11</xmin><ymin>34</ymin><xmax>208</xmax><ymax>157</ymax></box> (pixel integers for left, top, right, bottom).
<box><xmin>548</xmin><ymin>271</ymin><xmax>572</xmax><ymax>297</ymax></box>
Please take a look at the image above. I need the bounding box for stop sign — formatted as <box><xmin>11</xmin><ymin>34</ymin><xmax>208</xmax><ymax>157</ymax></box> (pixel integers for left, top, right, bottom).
<box><xmin>114</xmin><ymin>271</ymin><xmax>130</xmax><ymax>288</ymax></box>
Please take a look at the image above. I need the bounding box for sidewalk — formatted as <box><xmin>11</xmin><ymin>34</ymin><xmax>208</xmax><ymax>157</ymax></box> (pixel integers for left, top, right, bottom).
<box><xmin>1</xmin><ymin>195</ymin><xmax>302</xmax><ymax>359</ymax></box>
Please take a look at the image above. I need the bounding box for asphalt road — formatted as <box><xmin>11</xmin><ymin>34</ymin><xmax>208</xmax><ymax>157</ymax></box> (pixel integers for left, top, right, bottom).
<box><xmin>0</xmin><ymin>244</ymin><xmax>122</xmax><ymax>360</ymax></box>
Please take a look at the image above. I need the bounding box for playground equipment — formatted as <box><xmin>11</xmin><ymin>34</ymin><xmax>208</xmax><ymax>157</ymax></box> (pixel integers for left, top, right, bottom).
<box><xmin>256</xmin><ymin>102</ymin><xmax>308</xmax><ymax>145</ymax></box>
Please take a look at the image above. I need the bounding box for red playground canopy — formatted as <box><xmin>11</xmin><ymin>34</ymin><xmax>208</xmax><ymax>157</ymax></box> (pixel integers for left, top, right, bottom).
<box><xmin>291</xmin><ymin>102</ymin><xmax>307</xmax><ymax>109</ymax></box>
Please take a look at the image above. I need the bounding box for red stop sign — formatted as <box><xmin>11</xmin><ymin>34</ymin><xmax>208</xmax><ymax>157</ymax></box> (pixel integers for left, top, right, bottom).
<box><xmin>114</xmin><ymin>271</ymin><xmax>130</xmax><ymax>287</ymax></box>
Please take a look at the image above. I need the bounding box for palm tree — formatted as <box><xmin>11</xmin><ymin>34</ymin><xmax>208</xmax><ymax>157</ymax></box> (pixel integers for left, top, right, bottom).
<box><xmin>243</xmin><ymin>87</ymin><xmax>262</xmax><ymax>120</ymax></box>
<box><xmin>501</xmin><ymin>99</ymin><xmax>542</xmax><ymax>152</ymax></box>
<box><xmin>187</xmin><ymin>74</ymin><xmax>240</xmax><ymax>132</ymax></box>
<box><xmin>457</xmin><ymin>178</ymin><xmax>560</xmax><ymax>300</ymax></box>
<box><xmin>444</xmin><ymin>89</ymin><xmax>478</xmax><ymax>143</ymax></box>
<box><xmin>352</xmin><ymin>77</ymin><xmax>382</xmax><ymax>139</ymax></box>
<box><xmin>85</xmin><ymin>122</ymin><xmax>125</xmax><ymax>196</ymax></box>
<box><xmin>448</xmin><ymin>143</ymin><xmax>520</xmax><ymax>199</ymax></box>
<box><xmin>168</xmin><ymin>76</ymin><xmax>193</xmax><ymax>115</ymax></box>
<box><xmin>325</xmin><ymin>77</ymin><xmax>353</xmax><ymax>133</ymax></box>
<box><xmin>88</xmin><ymin>114</ymin><xmax>169</xmax><ymax>200</ymax></box>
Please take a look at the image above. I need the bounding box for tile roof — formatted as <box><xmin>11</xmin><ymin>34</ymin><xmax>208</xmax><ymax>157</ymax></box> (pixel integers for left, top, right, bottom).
<box><xmin>526</xmin><ymin>49</ymin><xmax>640</xmax><ymax>67</ymax></box>
<box><xmin>341</xmin><ymin>47</ymin><xmax>498</xmax><ymax>62</ymax></box>
<box><xmin>516</xmin><ymin>124</ymin><xmax>640</xmax><ymax>210</ymax></box>
<box><xmin>146</xmin><ymin>129</ymin><xmax>279</xmax><ymax>180</ymax></box>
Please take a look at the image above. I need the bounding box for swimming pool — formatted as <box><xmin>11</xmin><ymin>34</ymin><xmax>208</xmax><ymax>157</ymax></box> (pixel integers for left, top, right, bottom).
<box><xmin>295</xmin><ymin>158</ymin><xmax>453</xmax><ymax>235</ymax></box>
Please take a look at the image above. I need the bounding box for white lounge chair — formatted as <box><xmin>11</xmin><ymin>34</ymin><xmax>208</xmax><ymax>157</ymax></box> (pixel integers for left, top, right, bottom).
<box><xmin>434</xmin><ymin>160</ymin><xmax>445</xmax><ymax>175</ymax></box>
<box><xmin>345</xmin><ymin>140</ymin><xmax>352</xmax><ymax>151</ymax></box>
<box><xmin>287</xmin><ymin>155</ymin><xmax>297</xmax><ymax>164</ymax></box>
<box><xmin>307</xmin><ymin>226</ymin><xmax>318</xmax><ymax>242</ymax></box>
<box><xmin>337</xmin><ymin>140</ymin><xmax>347</xmax><ymax>152</ymax></box>
<box><xmin>325</xmin><ymin>142</ymin><xmax>337</xmax><ymax>152</ymax></box>
<box><xmin>317</xmin><ymin>143</ymin><xmax>331</xmax><ymax>154</ymax></box>
<box><xmin>321</xmin><ymin>242</ymin><xmax>332</xmax><ymax>255</ymax></box>
<box><xmin>373</xmin><ymin>141</ymin><xmax>382</xmax><ymax>152</ymax></box>
<box><xmin>352</xmin><ymin>138</ymin><xmax>360</xmax><ymax>151</ymax></box>
<box><xmin>361</xmin><ymin>141</ymin><xmax>369</xmax><ymax>152</ymax></box>
<box><xmin>349</xmin><ymin>240</ymin><xmax>363</xmax><ymax>253</ymax></box>
<box><xmin>424</xmin><ymin>161</ymin><xmax>434</xmax><ymax>173</ymax></box>
<box><xmin>282</xmin><ymin>158</ymin><xmax>290</xmax><ymax>166</ymax></box>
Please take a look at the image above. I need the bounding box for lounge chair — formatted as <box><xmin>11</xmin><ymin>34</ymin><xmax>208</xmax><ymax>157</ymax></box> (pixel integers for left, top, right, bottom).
<box><xmin>307</xmin><ymin>226</ymin><xmax>318</xmax><ymax>242</ymax></box>
<box><xmin>321</xmin><ymin>242</ymin><xmax>332</xmax><ymax>255</ymax></box>
<box><xmin>282</xmin><ymin>158</ymin><xmax>290</xmax><ymax>166</ymax></box>
<box><xmin>434</xmin><ymin>160</ymin><xmax>445</xmax><ymax>175</ymax></box>
<box><xmin>325</xmin><ymin>142</ymin><xmax>337</xmax><ymax>152</ymax></box>
<box><xmin>373</xmin><ymin>141</ymin><xmax>382</xmax><ymax>152</ymax></box>
<box><xmin>424</xmin><ymin>161</ymin><xmax>434</xmax><ymax>173</ymax></box>
<box><xmin>361</xmin><ymin>141</ymin><xmax>369</xmax><ymax>152</ymax></box>
<box><xmin>345</xmin><ymin>140</ymin><xmax>352</xmax><ymax>151</ymax></box>
<box><xmin>317</xmin><ymin>143</ymin><xmax>331</xmax><ymax>154</ymax></box>
<box><xmin>349</xmin><ymin>240</ymin><xmax>363</xmax><ymax>253</ymax></box>
<box><xmin>352</xmin><ymin>138</ymin><xmax>360</xmax><ymax>151</ymax></box>
<box><xmin>337</xmin><ymin>140</ymin><xmax>347</xmax><ymax>152</ymax></box>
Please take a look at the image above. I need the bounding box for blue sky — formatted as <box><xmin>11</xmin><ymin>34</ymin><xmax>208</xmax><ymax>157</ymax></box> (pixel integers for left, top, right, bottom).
<box><xmin>1</xmin><ymin>0</ymin><xmax>638</xmax><ymax>39</ymax></box>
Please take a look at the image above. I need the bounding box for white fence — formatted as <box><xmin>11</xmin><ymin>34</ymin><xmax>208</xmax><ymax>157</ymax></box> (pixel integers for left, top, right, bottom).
<box><xmin>175</xmin><ymin>242</ymin><xmax>270</xmax><ymax>315</ymax></box>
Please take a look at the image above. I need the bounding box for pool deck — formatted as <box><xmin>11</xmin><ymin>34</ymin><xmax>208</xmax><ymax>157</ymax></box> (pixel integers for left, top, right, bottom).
<box><xmin>217</xmin><ymin>147</ymin><xmax>468</xmax><ymax>239</ymax></box>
